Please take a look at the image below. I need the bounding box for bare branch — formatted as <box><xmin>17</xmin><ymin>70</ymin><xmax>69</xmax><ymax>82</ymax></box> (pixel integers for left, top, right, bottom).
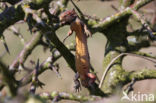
<box><xmin>9</xmin><ymin>32</ymin><xmax>42</xmax><ymax>72</ymax></box>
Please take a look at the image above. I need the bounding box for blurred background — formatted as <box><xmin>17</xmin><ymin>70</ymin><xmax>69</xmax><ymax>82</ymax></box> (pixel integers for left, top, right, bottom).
<box><xmin>0</xmin><ymin>0</ymin><xmax>156</xmax><ymax>103</ymax></box>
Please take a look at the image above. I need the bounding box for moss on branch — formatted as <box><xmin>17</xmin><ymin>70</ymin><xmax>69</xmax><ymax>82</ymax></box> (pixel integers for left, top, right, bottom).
<box><xmin>99</xmin><ymin>0</ymin><xmax>156</xmax><ymax>96</ymax></box>
<box><xmin>129</xmin><ymin>69</ymin><xmax>156</xmax><ymax>80</ymax></box>
<box><xmin>40</xmin><ymin>91</ymin><xmax>100</xmax><ymax>102</ymax></box>
<box><xmin>0</xmin><ymin>0</ymin><xmax>155</xmax><ymax>99</ymax></box>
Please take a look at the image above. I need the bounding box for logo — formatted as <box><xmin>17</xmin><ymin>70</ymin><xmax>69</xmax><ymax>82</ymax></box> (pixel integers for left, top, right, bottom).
<box><xmin>121</xmin><ymin>91</ymin><xmax>155</xmax><ymax>102</ymax></box>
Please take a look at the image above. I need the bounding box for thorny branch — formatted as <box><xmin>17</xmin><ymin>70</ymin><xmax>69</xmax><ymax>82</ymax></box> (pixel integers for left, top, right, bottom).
<box><xmin>0</xmin><ymin>60</ymin><xmax>17</xmax><ymax>96</ymax></box>
<box><xmin>0</xmin><ymin>0</ymin><xmax>156</xmax><ymax>102</ymax></box>
<box><xmin>9</xmin><ymin>32</ymin><xmax>43</xmax><ymax>72</ymax></box>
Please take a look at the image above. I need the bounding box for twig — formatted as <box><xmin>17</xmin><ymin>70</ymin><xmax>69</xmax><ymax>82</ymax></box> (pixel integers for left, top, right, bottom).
<box><xmin>30</xmin><ymin>59</ymin><xmax>40</xmax><ymax>94</ymax></box>
<box><xmin>83</xmin><ymin>14</ymin><xmax>100</xmax><ymax>21</ymax></box>
<box><xmin>134</xmin><ymin>0</ymin><xmax>154</xmax><ymax>10</ymax></box>
<box><xmin>111</xmin><ymin>4</ymin><xmax>119</xmax><ymax>12</ymax></box>
<box><xmin>44</xmin><ymin>31</ymin><xmax>76</xmax><ymax>72</ymax></box>
<box><xmin>19</xmin><ymin>43</ymin><xmax>76</xmax><ymax>87</ymax></box>
<box><xmin>93</xmin><ymin>0</ymin><xmax>154</xmax><ymax>31</ymax></box>
<box><xmin>0</xmin><ymin>35</ymin><xmax>10</xmax><ymax>54</ymax></box>
<box><xmin>9</xmin><ymin>32</ymin><xmax>42</xmax><ymax>72</ymax></box>
<box><xmin>130</xmin><ymin>9</ymin><xmax>156</xmax><ymax>40</ymax></box>
<box><xmin>8</xmin><ymin>26</ymin><xmax>25</xmax><ymax>45</ymax></box>
<box><xmin>124</xmin><ymin>78</ymin><xmax>136</xmax><ymax>94</ymax></box>
<box><xmin>51</xmin><ymin>64</ymin><xmax>61</xmax><ymax>78</ymax></box>
<box><xmin>120</xmin><ymin>0</ymin><xmax>135</xmax><ymax>9</ymax></box>
<box><xmin>70</xmin><ymin>0</ymin><xmax>85</xmax><ymax>20</ymax></box>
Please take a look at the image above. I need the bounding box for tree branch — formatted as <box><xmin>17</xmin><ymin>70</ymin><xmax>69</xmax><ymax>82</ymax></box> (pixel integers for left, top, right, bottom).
<box><xmin>9</xmin><ymin>32</ymin><xmax>42</xmax><ymax>72</ymax></box>
<box><xmin>0</xmin><ymin>0</ymin><xmax>55</xmax><ymax>37</ymax></box>
<box><xmin>0</xmin><ymin>0</ymin><xmax>21</xmax><ymax>5</ymax></box>
<box><xmin>133</xmin><ymin>0</ymin><xmax>154</xmax><ymax>10</ymax></box>
<box><xmin>129</xmin><ymin>69</ymin><xmax>156</xmax><ymax>81</ymax></box>
<box><xmin>19</xmin><ymin>43</ymin><xmax>75</xmax><ymax>86</ymax></box>
<box><xmin>0</xmin><ymin>60</ymin><xmax>17</xmax><ymax>96</ymax></box>
<box><xmin>90</xmin><ymin>0</ymin><xmax>154</xmax><ymax>32</ymax></box>
<box><xmin>40</xmin><ymin>91</ymin><xmax>100</xmax><ymax>102</ymax></box>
